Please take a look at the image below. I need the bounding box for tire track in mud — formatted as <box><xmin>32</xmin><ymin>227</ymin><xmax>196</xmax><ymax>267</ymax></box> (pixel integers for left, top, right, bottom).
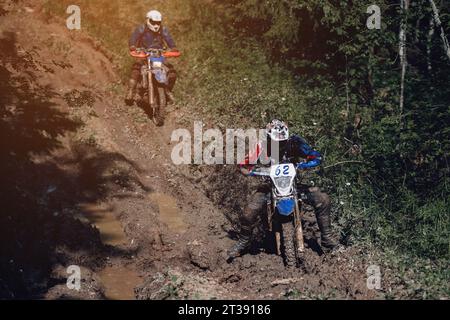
<box><xmin>93</xmin><ymin>97</ymin><xmax>238</xmax><ymax>299</ymax></box>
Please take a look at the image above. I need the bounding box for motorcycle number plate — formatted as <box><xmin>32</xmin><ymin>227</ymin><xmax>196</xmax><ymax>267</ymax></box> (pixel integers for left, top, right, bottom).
<box><xmin>152</xmin><ymin>61</ymin><xmax>163</xmax><ymax>68</ymax></box>
<box><xmin>271</xmin><ymin>164</ymin><xmax>296</xmax><ymax>178</ymax></box>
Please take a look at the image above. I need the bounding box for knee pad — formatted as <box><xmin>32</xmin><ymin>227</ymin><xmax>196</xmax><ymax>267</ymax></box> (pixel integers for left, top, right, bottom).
<box><xmin>248</xmin><ymin>193</ymin><xmax>267</xmax><ymax>211</ymax></box>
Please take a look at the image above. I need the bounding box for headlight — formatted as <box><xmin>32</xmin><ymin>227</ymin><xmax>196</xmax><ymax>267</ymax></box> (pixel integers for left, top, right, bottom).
<box><xmin>273</xmin><ymin>176</ymin><xmax>293</xmax><ymax>189</ymax></box>
<box><xmin>152</xmin><ymin>61</ymin><xmax>163</xmax><ymax>68</ymax></box>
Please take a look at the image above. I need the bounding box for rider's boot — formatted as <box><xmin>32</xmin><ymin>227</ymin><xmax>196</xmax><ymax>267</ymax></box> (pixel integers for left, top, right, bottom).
<box><xmin>227</xmin><ymin>225</ymin><xmax>252</xmax><ymax>261</ymax></box>
<box><xmin>167</xmin><ymin>69</ymin><xmax>177</xmax><ymax>104</ymax></box>
<box><xmin>317</xmin><ymin>213</ymin><xmax>339</xmax><ymax>251</ymax></box>
<box><xmin>125</xmin><ymin>78</ymin><xmax>137</xmax><ymax>106</ymax></box>
<box><xmin>311</xmin><ymin>190</ymin><xmax>339</xmax><ymax>251</ymax></box>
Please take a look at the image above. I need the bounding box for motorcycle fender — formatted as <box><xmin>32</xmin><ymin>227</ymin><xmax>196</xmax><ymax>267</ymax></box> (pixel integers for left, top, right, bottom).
<box><xmin>276</xmin><ymin>198</ymin><xmax>295</xmax><ymax>216</ymax></box>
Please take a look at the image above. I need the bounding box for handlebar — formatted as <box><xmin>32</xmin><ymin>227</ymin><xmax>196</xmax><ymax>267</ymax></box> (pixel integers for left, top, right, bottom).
<box><xmin>129</xmin><ymin>48</ymin><xmax>181</xmax><ymax>59</ymax></box>
<box><xmin>250</xmin><ymin>167</ymin><xmax>271</xmax><ymax>176</ymax></box>
<box><xmin>163</xmin><ymin>51</ymin><xmax>182</xmax><ymax>58</ymax></box>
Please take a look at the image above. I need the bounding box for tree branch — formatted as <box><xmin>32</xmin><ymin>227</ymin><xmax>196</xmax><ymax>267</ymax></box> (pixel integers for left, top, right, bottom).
<box><xmin>429</xmin><ymin>0</ymin><xmax>450</xmax><ymax>61</ymax></box>
<box><xmin>324</xmin><ymin>161</ymin><xmax>366</xmax><ymax>169</ymax></box>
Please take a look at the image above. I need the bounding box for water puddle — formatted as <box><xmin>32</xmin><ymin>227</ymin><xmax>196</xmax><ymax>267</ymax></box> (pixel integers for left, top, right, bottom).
<box><xmin>78</xmin><ymin>204</ymin><xmax>141</xmax><ymax>300</ymax></box>
<box><xmin>149</xmin><ymin>193</ymin><xmax>186</xmax><ymax>233</ymax></box>
<box><xmin>98</xmin><ymin>266</ymin><xmax>141</xmax><ymax>300</ymax></box>
<box><xmin>79</xmin><ymin>204</ymin><xmax>128</xmax><ymax>246</ymax></box>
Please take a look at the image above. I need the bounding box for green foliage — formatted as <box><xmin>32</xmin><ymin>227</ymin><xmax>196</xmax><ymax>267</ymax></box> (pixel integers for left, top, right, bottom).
<box><xmin>217</xmin><ymin>0</ymin><xmax>450</xmax><ymax>261</ymax></box>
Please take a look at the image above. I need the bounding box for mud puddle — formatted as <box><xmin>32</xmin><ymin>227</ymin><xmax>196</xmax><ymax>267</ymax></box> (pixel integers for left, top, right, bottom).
<box><xmin>80</xmin><ymin>204</ymin><xmax>128</xmax><ymax>246</ymax></box>
<box><xmin>150</xmin><ymin>193</ymin><xmax>186</xmax><ymax>233</ymax></box>
<box><xmin>98</xmin><ymin>265</ymin><xmax>141</xmax><ymax>300</ymax></box>
<box><xmin>79</xmin><ymin>204</ymin><xmax>141</xmax><ymax>300</ymax></box>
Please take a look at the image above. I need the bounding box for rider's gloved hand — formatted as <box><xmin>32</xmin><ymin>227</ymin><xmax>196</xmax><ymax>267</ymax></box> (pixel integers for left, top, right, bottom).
<box><xmin>297</xmin><ymin>162</ymin><xmax>307</xmax><ymax>170</ymax></box>
<box><xmin>170</xmin><ymin>47</ymin><xmax>180</xmax><ymax>52</ymax></box>
<box><xmin>240</xmin><ymin>166</ymin><xmax>253</xmax><ymax>176</ymax></box>
<box><xmin>129</xmin><ymin>45</ymin><xmax>137</xmax><ymax>52</ymax></box>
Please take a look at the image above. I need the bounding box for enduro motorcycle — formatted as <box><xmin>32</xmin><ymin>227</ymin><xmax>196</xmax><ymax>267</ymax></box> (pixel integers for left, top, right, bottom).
<box><xmin>252</xmin><ymin>163</ymin><xmax>305</xmax><ymax>267</ymax></box>
<box><xmin>130</xmin><ymin>48</ymin><xmax>181</xmax><ymax>126</ymax></box>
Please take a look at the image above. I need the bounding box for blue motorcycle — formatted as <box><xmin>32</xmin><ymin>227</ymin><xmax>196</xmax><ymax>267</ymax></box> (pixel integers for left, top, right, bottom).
<box><xmin>130</xmin><ymin>48</ymin><xmax>180</xmax><ymax>126</ymax></box>
<box><xmin>252</xmin><ymin>163</ymin><xmax>305</xmax><ymax>267</ymax></box>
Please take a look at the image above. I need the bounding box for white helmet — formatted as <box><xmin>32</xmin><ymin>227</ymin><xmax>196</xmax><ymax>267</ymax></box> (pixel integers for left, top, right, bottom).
<box><xmin>266</xmin><ymin>119</ymin><xmax>289</xmax><ymax>142</ymax></box>
<box><xmin>146</xmin><ymin>10</ymin><xmax>162</xmax><ymax>32</ymax></box>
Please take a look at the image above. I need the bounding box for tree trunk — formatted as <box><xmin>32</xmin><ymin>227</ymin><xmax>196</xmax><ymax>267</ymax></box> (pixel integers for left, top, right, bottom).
<box><xmin>427</xmin><ymin>17</ymin><xmax>435</xmax><ymax>73</ymax></box>
<box><xmin>429</xmin><ymin>0</ymin><xmax>450</xmax><ymax>61</ymax></box>
<box><xmin>399</xmin><ymin>0</ymin><xmax>409</xmax><ymax>121</ymax></box>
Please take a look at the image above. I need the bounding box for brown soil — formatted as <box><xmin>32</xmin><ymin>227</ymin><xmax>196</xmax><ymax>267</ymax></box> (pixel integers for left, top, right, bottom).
<box><xmin>0</xmin><ymin>0</ymin><xmax>412</xmax><ymax>300</ymax></box>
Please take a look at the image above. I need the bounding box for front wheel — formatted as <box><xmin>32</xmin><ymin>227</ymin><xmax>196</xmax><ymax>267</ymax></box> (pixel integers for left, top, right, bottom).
<box><xmin>153</xmin><ymin>85</ymin><xmax>166</xmax><ymax>126</ymax></box>
<box><xmin>281</xmin><ymin>220</ymin><xmax>297</xmax><ymax>267</ymax></box>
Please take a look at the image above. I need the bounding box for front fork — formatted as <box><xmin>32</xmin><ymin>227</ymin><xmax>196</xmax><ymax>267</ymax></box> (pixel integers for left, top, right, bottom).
<box><xmin>268</xmin><ymin>197</ymin><xmax>305</xmax><ymax>256</ymax></box>
<box><xmin>148</xmin><ymin>72</ymin><xmax>156</xmax><ymax>110</ymax></box>
<box><xmin>141</xmin><ymin>66</ymin><xmax>156</xmax><ymax>110</ymax></box>
<box><xmin>266</xmin><ymin>201</ymin><xmax>280</xmax><ymax>255</ymax></box>
<box><xmin>294</xmin><ymin>198</ymin><xmax>305</xmax><ymax>254</ymax></box>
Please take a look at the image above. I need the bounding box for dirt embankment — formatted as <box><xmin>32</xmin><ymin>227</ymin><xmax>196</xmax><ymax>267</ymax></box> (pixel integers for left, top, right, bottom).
<box><xmin>1</xmin><ymin>0</ymin><xmax>407</xmax><ymax>300</ymax></box>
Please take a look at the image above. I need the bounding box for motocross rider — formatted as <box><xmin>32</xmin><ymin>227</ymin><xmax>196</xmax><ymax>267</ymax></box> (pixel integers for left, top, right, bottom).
<box><xmin>125</xmin><ymin>10</ymin><xmax>178</xmax><ymax>106</ymax></box>
<box><xmin>227</xmin><ymin>119</ymin><xmax>339</xmax><ymax>260</ymax></box>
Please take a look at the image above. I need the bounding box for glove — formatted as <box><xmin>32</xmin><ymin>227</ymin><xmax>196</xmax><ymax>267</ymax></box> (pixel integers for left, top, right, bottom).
<box><xmin>240</xmin><ymin>166</ymin><xmax>252</xmax><ymax>176</ymax></box>
<box><xmin>129</xmin><ymin>45</ymin><xmax>137</xmax><ymax>52</ymax></box>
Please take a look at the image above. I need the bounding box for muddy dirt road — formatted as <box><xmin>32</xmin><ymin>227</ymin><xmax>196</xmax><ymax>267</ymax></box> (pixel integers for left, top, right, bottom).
<box><xmin>1</xmin><ymin>0</ymin><xmax>395</xmax><ymax>300</ymax></box>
